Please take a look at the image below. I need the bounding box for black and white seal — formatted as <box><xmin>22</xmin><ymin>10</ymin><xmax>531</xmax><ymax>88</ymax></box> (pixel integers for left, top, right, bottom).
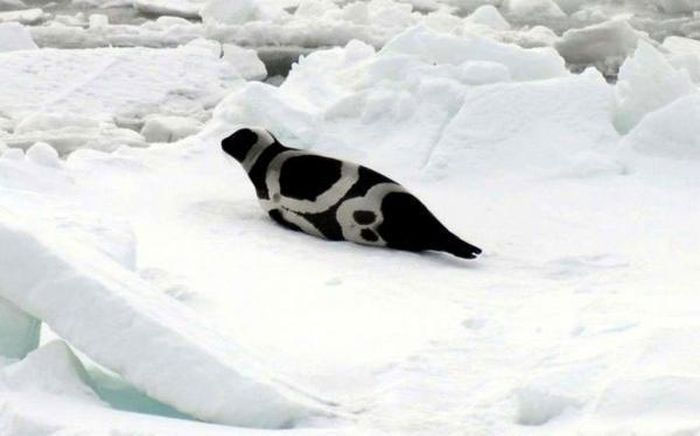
<box><xmin>221</xmin><ymin>127</ymin><xmax>482</xmax><ymax>259</ymax></box>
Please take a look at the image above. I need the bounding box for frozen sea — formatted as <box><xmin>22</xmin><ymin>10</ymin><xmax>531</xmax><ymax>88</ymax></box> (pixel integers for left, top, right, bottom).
<box><xmin>1</xmin><ymin>0</ymin><xmax>700</xmax><ymax>435</ymax></box>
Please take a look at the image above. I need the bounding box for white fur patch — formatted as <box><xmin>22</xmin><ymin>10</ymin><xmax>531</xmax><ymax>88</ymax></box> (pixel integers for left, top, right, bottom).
<box><xmin>336</xmin><ymin>183</ymin><xmax>406</xmax><ymax>246</ymax></box>
<box><xmin>241</xmin><ymin>128</ymin><xmax>276</xmax><ymax>172</ymax></box>
<box><xmin>263</xmin><ymin>151</ymin><xmax>359</xmax><ymax>214</ymax></box>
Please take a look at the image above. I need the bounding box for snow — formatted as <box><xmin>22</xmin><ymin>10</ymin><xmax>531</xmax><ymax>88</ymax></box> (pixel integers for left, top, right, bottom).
<box><xmin>200</xmin><ymin>0</ymin><xmax>263</xmax><ymax>25</ymax></box>
<box><xmin>3</xmin><ymin>4</ymin><xmax>700</xmax><ymax>434</ymax></box>
<box><xmin>25</xmin><ymin>142</ymin><xmax>62</xmax><ymax>167</ymax></box>
<box><xmin>465</xmin><ymin>4</ymin><xmax>511</xmax><ymax>31</ymax></box>
<box><xmin>503</xmin><ymin>0</ymin><xmax>566</xmax><ymax>19</ymax></box>
<box><xmin>0</xmin><ymin>44</ymin><xmax>244</xmax><ymax>152</ymax></box>
<box><xmin>621</xmin><ymin>94</ymin><xmax>700</xmax><ymax>160</ymax></box>
<box><xmin>0</xmin><ymin>22</ymin><xmax>37</xmax><ymax>52</ymax></box>
<box><xmin>30</xmin><ymin>19</ymin><xmax>205</xmax><ymax>49</ymax></box>
<box><xmin>614</xmin><ymin>40</ymin><xmax>698</xmax><ymax>133</ymax></box>
<box><xmin>88</xmin><ymin>13</ymin><xmax>109</xmax><ymax>28</ymax></box>
<box><xmin>555</xmin><ymin>20</ymin><xmax>640</xmax><ymax>74</ymax></box>
<box><xmin>663</xmin><ymin>35</ymin><xmax>700</xmax><ymax>83</ymax></box>
<box><xmin>0</xmin><ymin>8</ymin><xmax>47</xmax><ymax>25</ymax></box>
<box><xmin>0</xmin><ymin>342</ymin><xmax>353</xmax><ymax>436</ymax></box>
<box><xmin>222</xmin><ymin>43</ymin><xmax>268</xmax><ymax>80</ymax></box>
<box><xmin>1</xmin><ymin>340</ymin><xmax>99</xmax><ymax>403</ymax></box>
<box><xmin>0</xmin><ymin>45</ymin><xmax>240</xmax><ymax>120</ymax></box>
<box><xmin>133</xmin><ymin>0</ymin><xmax>204</xmax><ymax>19</ymax></box>
<box><xmin>378</xmin><ymin>26</ymin><xmax>566</xmax><ymax>81</ymax></box>
<box><xmin>0</xmin><ymin>209</ymin><xmax>336</xmax><ymax>428</ymax></box>
<box><xmin>141</xmin><ymin>115</ymin><xmax>204</xmax><ymax>143</ymax></box>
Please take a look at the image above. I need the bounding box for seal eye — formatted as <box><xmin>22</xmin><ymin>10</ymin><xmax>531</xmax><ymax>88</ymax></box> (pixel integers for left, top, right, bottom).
<box><xmin>222</xmin><ymin>128</ymin><xmax>258</xmax><ymax>161</ymax></box>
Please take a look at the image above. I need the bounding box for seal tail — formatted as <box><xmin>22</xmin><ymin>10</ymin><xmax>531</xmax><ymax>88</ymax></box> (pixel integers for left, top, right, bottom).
<box><xmin>440</xmin><ymin>233</ymin><xmax>482</xmax><ymax>259</ymax></box>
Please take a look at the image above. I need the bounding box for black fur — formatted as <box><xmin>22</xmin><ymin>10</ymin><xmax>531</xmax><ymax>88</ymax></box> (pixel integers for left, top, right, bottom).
<box><xmin>353</xmin><ymin>210</ymin><xmax>376</xmax><ymax>225</ymax></box>
<box><xmin>248</xmin><ymin>142</ymin><xmax>289</xmax><ymax>200</ymax></box>
<box><xmin>377</xmin><ymin>192</ymin><xmax>481</xmax><ymax>259</ymax></box>
<box><xmin>302</xmin><ymin>208</ymin><xmax>344</xmax><ymax>240</ymax></box>
<box><xmin>222</xmin><ymin>128</ymin><xmax>257</xmax><ymax>162</ymax></box>
<box><xmin>344</xmin><ymin>166</ymin><xmax>394</xmax><ymax>198</ymax></box>
<box><xmin>361</xmin><ymin>228</ymin><xmax>379</xmax><ymax>242</ymax></box>
<box><xmin>279</xmin><ymin>155</ymin><xmax>342</xmax><ymax>201</ymax></box>
<box><xmin>268</xmin><ymin>209</ymin><xmax>302</xmax><ymax>232</ymax></box>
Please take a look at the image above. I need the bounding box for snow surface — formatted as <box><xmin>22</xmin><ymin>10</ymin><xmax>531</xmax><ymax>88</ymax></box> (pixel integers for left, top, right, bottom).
<box><xmin>2</xmin><ymin>3</ymin><xmax>700</xmax><ymax>434</ymax></box>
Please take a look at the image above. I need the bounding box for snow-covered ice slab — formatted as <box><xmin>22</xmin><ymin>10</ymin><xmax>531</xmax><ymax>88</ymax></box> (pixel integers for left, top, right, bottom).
<box><xmin>0</xmin><ymin>42</ymin><xmax>248</xmax><ymax>152</ymax></box>
<box><xmin>30</xmin><ymin>19</ymin><xmax>205</xmax><ymax>49</ymax></box>
<box><xmin>614</xmin><ymin>40</ymin><xmax>698</xmax><ymax>133</ymax></box>
<box><xmin>0</xmin><ymin>44</ymin><xmax>241</xmax><ymax>122</ymax></box>
<box><xmin>133</xmin><ymin>0</ymin><xmax>205</xmax><ymax>19</ymax></box>
<box><xmin>0</xmin><ymin>341</ymin><xmax>353</xmax><ymax>435</ymax></box>
<box><xmin>0</xmin><ymin>210</ymin><xmax>336</xmax><ymax>428</ymax></box>
<box><xmin>555</xmin><ymin>20</ymin><xmax>640</xmax><ymax>74</ymax></box>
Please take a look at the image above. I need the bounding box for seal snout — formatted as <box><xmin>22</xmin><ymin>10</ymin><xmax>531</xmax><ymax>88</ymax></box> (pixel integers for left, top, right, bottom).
<box><xmin>222</xmin><ymin>127</ymin><xmax>259</xmax><ymax>161</ymax></box>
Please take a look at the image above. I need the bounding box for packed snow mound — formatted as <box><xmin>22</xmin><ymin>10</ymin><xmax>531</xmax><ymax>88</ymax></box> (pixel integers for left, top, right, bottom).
<box><xmin>0</xmin><ymin>298</ymin><xmax>40</xmax><ymax>360</ymax></box>
<box><xmin>203</xmin><ymin>0</ymin><xmax>419</xmax><ymax>48</ymax></box>
<box><xmin>212</xmin><ymin>26</ymin><xmax>581</xmax><ymax>178</ymax></box>
<box><xmin>465</xmin><ymin>5</ymin><xmax>511</xmax><ymax>31</ymax></box>
<box><xmin>141</xmin><ymin>115</ymin><xmax>204</xmax><ymax>143</ymax></box>
<box><xmin>6</xmin><ymin>113</ymin><xmax>147</xmax><ymax>154</ymax></box>
<box><xmin>222</xmin><ymin>43</ymin><xmax>268</xmax><ymax>80</ymax></box>
<box><xmin>0</xmin><ymin>340</ymin><xmax>100</xmax><ymax>403</ymax></box>
<box><xmin>663</xmin><ymin>36</ymin><xmax>700</xmax><ymax>83</ymax></box>
<box><xmin>429</xmin><ymin>68</ymin><xmax>619</xmax><ymax>178</ymax></box>
<box><xmin>0</xmin><ymin>210</ymin><xmax>337</xmax><ymax>428</ymax></box>
<box><xmin>555</xmin><ymin>20</ymin><xmax>640</xmax><ymax>73</ymax></box>
<box><xmin>0</xmin><ymin>22</ymin><xmax>36</xmax><ymax>52</ymax></box>
<box><xmin>30</xmin><ymin>17</ymin><xmax>205</xmax><ymax>49</ymax></box>
<box><xmin>622</xmin><ymin>94</ymin><xmax>700</xmax><ymax>160</ymax></box>
<box><xmin>200</xmin><ymin>0</ymin><xmax>286</xmax><ymax>25</ymax></box>
<box><xmin>503</xmin><ymin>0</ymin><xmax>566</xmax><ymax>19</ymax></box>
<box><xmin>614</xmin><ymin>40</ymin><xmax>698</xmax><ymax>133</ymax></box>
<box><xmin>25</xmin><ymin>142</ymin><xmax>61</xmax><ymax>167</ymax></box>
<box><xmin>379</xmin><ymin>26</ymin><xmax>567</xmax><ymax>81</ymax></box>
